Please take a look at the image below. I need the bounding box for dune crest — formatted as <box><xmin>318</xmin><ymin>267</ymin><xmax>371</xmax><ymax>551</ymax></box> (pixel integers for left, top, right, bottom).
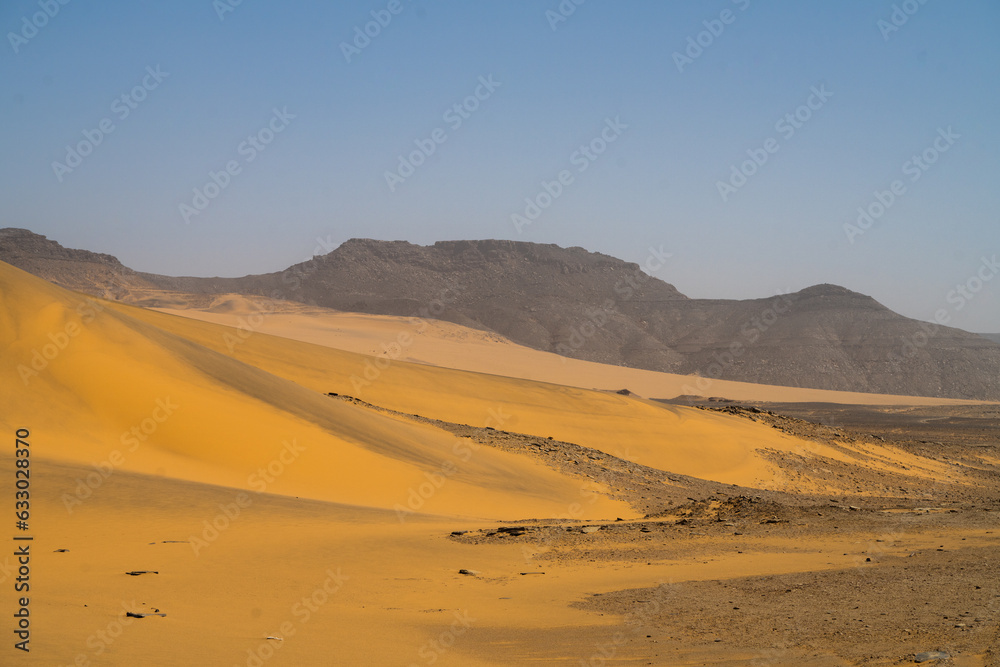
<box><xmin>0</xmin><ymin>261</ymin><xmax>628</xmax><ymax>519</ymax></box>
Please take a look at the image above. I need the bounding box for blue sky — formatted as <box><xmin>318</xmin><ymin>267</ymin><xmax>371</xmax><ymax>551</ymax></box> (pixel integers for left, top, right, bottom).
<box><xmin>2</xmin><ymin>0</ymin><xmax>999</xmax><ymax>330</ymax></box>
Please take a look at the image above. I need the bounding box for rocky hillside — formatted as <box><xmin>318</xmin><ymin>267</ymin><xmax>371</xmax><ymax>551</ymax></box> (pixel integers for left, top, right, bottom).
<box><xmin>3</xmin><ymin>229</ymin><xmax>999</xmax><ymax>400</ymax></box>
<box><xmin>0</xmin><ymin>228</ymin><xmax>159</xmax><ymax>299</ymax></box>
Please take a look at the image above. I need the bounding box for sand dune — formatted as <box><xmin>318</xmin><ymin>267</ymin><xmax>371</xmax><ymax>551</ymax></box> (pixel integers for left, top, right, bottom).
<box><xmin>0</xmin><ymin>262</ymin><xmax>628</xmax><ymax>519</ymax></box>
<box><xmin>153</xmin><ymin>294</ymin><xmax>981</xmax><ymax>407</ymax></box>
<box><xmin>3</xmin><ymin>260</ymin><xmax>960</xmax><ymax>502</ymax></box>
<box><xmin>4</xmin><ymin>261</ymin><xmax>994</xmax><ymax>666</ymax></box>
<box><xmin>122</xmin><ymin>293</ymin><xmax>962</xmax><ymax>492</ymax></box>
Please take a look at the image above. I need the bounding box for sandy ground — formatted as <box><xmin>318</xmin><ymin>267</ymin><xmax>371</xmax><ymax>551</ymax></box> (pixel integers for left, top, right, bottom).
<box><xmin>151</xmin><ymin>294</ymin><xmax>984</xmax><ymax>407</ymax></box>
<box><xmin>1</xmin><ymin>264</ymin><xmax>998</xmax><ymax>666</ymax></box>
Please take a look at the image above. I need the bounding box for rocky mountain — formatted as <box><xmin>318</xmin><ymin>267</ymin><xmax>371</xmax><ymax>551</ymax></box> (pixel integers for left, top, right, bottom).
<box><xmin>3</xmin><ymin>229</ymin><xmax>999</xmax><ymax>400</ymax></box>
<box><xmin>980</xmin><ymin>333</ymin><xmax>1000</xmax><ymax>345</ymax></box>
<box><xmin>0</xmin><ymin>228</ymin><xmax>159</xmax><ymax>299</ymax></box>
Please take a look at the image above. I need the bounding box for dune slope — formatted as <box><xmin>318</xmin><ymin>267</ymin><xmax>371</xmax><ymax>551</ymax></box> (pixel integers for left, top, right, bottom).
<box><xmin>2</xmin><ymin>261</ymin><xmax>995</xmax><ymax>667</ymax></box>
<box><xmin>152</xmin><ymin>294</ymin><xmax>985</xmax><ymax>407</ymax></box>
<box><xmin>107</xmin><ymin>292</ymin><xmax>960</xmax><ymax>492</ymax></box>
<box><xmin>0</xmin><ymin>261</ymin><xmax>628</xmax><ymax>519</ymax></box>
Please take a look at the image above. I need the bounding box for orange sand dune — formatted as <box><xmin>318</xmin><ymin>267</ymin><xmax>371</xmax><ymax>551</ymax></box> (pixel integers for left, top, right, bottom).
<box><xmin>109</xmin><ymin>293</ymin><xmax>959</xmax><ymax>492</ymax></box>
<box><xmin>1</xmin><ymin>260</ymin><xmax>960</xmax><ymax>497</ymax></box>
<box><xmin>154</xmin><ymin>294</ymin><xmax>981</xmax><ymax>407</ymax></box>
<box><xmin>0</xmin><ymin>261</ymin><xmax>628</xmax><ymax>519</ymax></box>
<box><xmin>2</xmin><ymin>263</ymin><xmax>990</xmax><ymax>667</ymax></box>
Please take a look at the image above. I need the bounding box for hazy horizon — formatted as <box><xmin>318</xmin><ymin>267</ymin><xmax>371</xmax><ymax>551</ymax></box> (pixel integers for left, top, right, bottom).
<box><xmin>2</xmin><ymin>1</ymin><xmax>998</xmax><ymax>330</ymax></box>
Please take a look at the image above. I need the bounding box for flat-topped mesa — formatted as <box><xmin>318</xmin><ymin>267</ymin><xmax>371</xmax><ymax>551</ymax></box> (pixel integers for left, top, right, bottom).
<box><xmin>2</xmin><ymin>229</ymin><xmax>998</xmax><ymax>400</ymax></box>
<box><xmin>323</xmin><ymin>238</ymin><xmax>688</xmax><ymax>297</ymax></box>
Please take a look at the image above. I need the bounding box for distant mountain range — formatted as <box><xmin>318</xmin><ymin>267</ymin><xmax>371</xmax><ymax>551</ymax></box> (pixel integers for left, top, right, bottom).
<box><xmin>2</xmin><ymin>227</ymin><xmax>999</xmax><ymax>401</ymax></box>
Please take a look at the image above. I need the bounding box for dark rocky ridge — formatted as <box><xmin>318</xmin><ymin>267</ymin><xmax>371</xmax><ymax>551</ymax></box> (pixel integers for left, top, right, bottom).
<box><xmin>0</xmin><ymin>228</ymin><xmax>160</xmax><ymax>299</ymax></box>
<box><xmin>3</xmin><ymin>229</ymin><xmax>999</xmax><ymax>400</ymax></box>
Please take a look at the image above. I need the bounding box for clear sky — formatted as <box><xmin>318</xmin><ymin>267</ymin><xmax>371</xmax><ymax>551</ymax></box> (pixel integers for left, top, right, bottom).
<box><xmin>2</xmin><ymin>0</ymin><xmax>998</xmax><ymax>331</ymax></box>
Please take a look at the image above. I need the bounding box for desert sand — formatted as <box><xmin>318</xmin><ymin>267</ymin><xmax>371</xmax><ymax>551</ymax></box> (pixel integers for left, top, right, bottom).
<box><xmin>2</xmin><ymin>263</ymin><xmax>998</xmax><ymax>666</ymax></box>
<box><xmin>152</xmin><ymin>293</ymin><xmax>982</xmax><ymax>407</ymax></box>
